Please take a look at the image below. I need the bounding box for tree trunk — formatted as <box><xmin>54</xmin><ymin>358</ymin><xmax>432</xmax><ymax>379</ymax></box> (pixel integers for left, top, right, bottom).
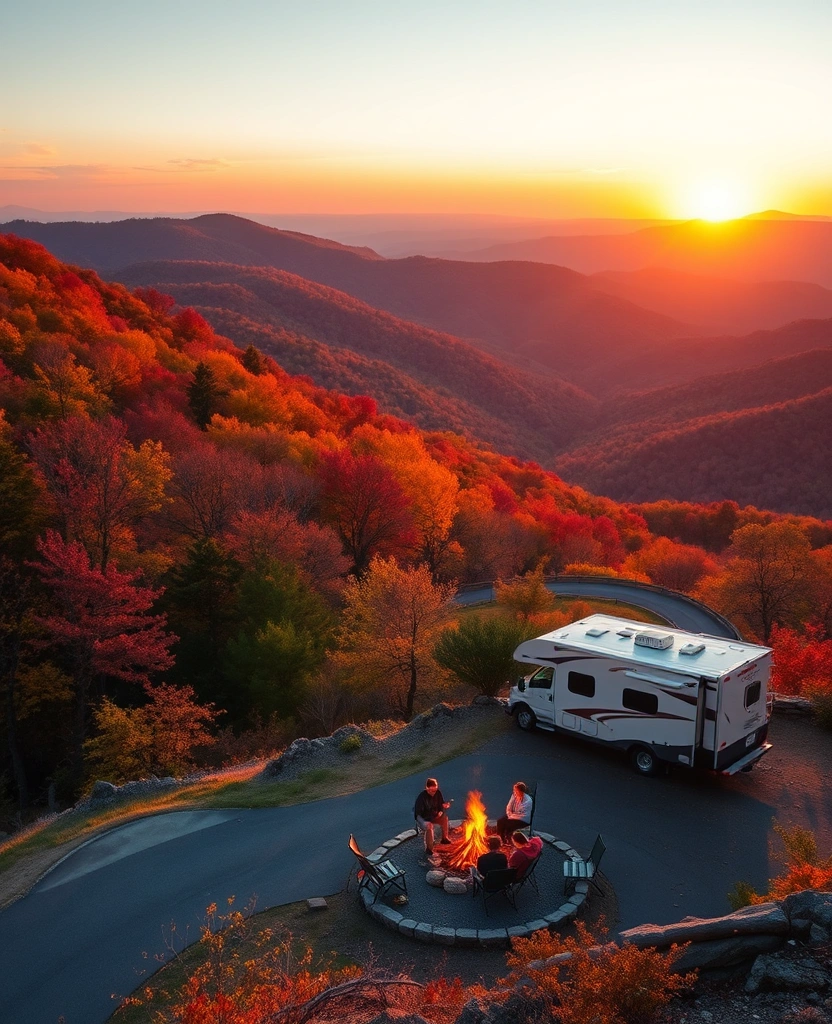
<box><xmin>4</xmin><ymin>655</ymin><xmax>29</xmax><ymax>811</ymax></box>
<box><xmin>406</xmin><ymin>649</ymin><xmax>418</xmax><ymax>720</ymax></box>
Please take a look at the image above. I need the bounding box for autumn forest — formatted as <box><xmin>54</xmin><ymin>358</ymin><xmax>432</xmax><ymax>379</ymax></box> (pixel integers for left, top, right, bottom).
<box><xmin>0</xmin><ymin>231</ymin><xmax>831</xmax><ymax>824</ymax></box>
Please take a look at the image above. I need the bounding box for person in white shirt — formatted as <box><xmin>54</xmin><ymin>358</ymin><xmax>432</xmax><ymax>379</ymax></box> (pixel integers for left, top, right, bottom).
<box><xmin>497</xmin><ymin>781</ymin><xmax>532</xmax><ymax>842</ymax></box>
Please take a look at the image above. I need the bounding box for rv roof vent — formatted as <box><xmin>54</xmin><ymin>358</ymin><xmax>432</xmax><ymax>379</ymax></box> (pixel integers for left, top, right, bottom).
<box><xmin>586</xmin><ymin>627</ymin><xmax>609</xmax><ymax>638</ymax></box>
<box><xmin>634</xmin><ymin>631</ymin><xmax>674</xmax><ymax>650</ymax></box>
<box><xmin>617</xmin><ymin>629</ymin><xmax>635</xmax><ymax>638</ymax></box>
<box><xmin>679</xmin><ymin>642</ymin><xmax>706</xmax><ymax>656</ymax></box>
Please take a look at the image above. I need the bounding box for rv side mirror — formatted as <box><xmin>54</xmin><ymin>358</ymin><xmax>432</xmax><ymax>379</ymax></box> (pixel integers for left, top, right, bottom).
<box><xmin>517</xmin><ymin>677</ymin><xmax>526</xmax><ymax>692</ymax></box>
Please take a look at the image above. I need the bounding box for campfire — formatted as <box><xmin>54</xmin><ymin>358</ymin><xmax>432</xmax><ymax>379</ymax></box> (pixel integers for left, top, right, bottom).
<box><xmin>446</xmin><ymin>790</ymin><xmax>489</xmax><ymax>870</ymax></box>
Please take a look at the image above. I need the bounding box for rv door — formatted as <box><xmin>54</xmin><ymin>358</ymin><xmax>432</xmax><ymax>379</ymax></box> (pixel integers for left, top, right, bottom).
<box><xmin>524</xmin><ymin>666</ymin><xmax>555</xmax><ymax>725</ymax></box>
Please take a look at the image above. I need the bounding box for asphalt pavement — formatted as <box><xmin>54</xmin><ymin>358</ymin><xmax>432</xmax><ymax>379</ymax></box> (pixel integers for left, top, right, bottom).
<box><xmin>2</xmin><ymin>716</ymin><xmax>830</xmax><ymax>1024</ymax></box>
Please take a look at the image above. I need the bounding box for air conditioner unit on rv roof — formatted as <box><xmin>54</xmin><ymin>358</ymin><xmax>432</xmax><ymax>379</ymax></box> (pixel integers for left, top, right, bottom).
<box><xmin>634</xmin><ymin>631</ymin><xmax>674</xmax><ymax>650</ymax></box>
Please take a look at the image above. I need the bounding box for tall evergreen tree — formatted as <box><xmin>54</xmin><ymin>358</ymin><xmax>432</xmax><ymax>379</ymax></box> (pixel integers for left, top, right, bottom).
<box><xmin>187</xmin><ymin>361</ymin><xmax>221</xmax><ymax>429</ymax></box>
<box><xmin>241</xmin><ymin>344</ymin><xmax>264</xmax><ymax>376</ymax></box>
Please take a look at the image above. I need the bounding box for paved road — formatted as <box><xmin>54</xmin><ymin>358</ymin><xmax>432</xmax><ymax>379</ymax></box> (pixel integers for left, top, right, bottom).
<box><xmin>457</xmin><ymin>577</ymin><xmax>740</xmax><ymax>638</ymax></box>
<box><xmin>2</xmin><ymin>716</ymin><xmax>831</xmax><ymax>1024</ymax></box>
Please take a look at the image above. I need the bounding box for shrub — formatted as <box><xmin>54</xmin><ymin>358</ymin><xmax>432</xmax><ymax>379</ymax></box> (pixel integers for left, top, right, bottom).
<box><xmin>731</xmin><ymin>821</ymin><xmax>832</xmax><ymax>904</ymax></box>
<box><xmin>803</xmin><ymin>678</ymin><xmax>832</xmax><ymax>730</ymax></box>
<box><xmin>500</xmin><ymin>920</ymin><xmax>695</xmax><ymax>1024</ymax></box>
<box><xmin>339</xmin><ymin>734</ymin><xmax>362</xmax><ymax>754</ymax></box>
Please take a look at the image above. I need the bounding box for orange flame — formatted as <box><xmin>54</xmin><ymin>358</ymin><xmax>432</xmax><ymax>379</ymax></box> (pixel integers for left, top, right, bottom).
<box><xmin>447</xmin><ymin>790</ymin><xmax>489</xmax><ymax>870</ymax></box>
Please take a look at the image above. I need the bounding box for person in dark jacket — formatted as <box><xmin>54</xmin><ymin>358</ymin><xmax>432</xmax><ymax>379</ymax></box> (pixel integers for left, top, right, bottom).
<box><xmin>414</xmin><ymin>777</ymin><xmax>452</xmax><ymax>853</ymax></box>
<box><xmin>475</xmin><ymin>835</ymin><xmax>508</xmax><ymax>877</ymax></box>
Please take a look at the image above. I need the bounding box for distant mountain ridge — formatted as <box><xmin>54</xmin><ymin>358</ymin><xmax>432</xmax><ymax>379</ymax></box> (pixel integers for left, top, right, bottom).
<box><xmin>590</xmin><ymin>267</ymin><xmax>832</xmax><ymax>335</ymax></box>
<box><xmin>0</xmin><ymin>213</ymin><xmax>695</xmax><ymax>394</ymax></box>
<box><xmin>461</xmin><ymin>218</ymin><xmax>832</xmax><ymax>289</ymax></box>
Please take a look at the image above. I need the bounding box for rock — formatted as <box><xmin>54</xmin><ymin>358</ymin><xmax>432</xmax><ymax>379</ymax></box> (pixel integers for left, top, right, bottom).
<box><xmin>783</xmin><ymin>891</ymin><xmax>832</xmax><ymax>932</ymax></box>
<box><xmin>745</xmin><ymin>954</ymin><xmax>830</xmax><ymax>994</ymax></box>
<box><xmin>443</xmin><ymin>877</ymin><xmax>468</xmax><ymax>895</ymax></box>
<box><xmin>672</xmin><ymin>934</ymin><xmax>785</xmax><ymax>973</ymax></box>
<box><xmin>455</xmin><ymin>996</ymin><xmax>490</xmax><ymax>1024</ymax></box>
<box><xmin>306</xmin><ymin>897</ymin><xmax>327</xmax><ymax>910</ymax></box>
<box><xmin>810</xmin><ymin>923</ymin><xmax>830</xmax><ymax>944</ymax></box>
<box><xmin>620</xmin><ymin>902</ymin><xmax>789</xmax><ymax>949</ymax></box>
<box><xmin>89</xmin><ymin>781</ymin><xmax>118</xmax><ymax>804</ymax></box>
<box><xmin>471</xmin><ymin>695</ymin><xmax>504</xmax><ymax>706</ymax></box>
<box><xmin>426</xmin><ymin>870</ymin><xmax>447</xmax><ymax>887</ymax></box>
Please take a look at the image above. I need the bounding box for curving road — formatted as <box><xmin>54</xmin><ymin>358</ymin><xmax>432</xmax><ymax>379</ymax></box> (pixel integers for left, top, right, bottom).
<box><xmin>0</xmin><ymin>581</ymin><xmax>776</xmax><ymax>1024</ymax></box>
<box><xmin>456</xmin><ymin>576</ymin><xmax>741</xmax><ymax>638</ymax></box>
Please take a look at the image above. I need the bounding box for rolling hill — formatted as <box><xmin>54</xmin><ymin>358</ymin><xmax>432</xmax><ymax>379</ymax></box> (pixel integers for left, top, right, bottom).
<box><xmin>0</xmin><ymin>214</ymin><xmax>695</xmax><ymax>392</ymax></box>
<box><xmin>554</xmin><ymin>349</ymin><xmax>832</xmax><ymax>516</ymax></box>
<box><xmin>119</xmin><ymin>259</ymin><xmax>600</xmax><ymax>463</ymax></box>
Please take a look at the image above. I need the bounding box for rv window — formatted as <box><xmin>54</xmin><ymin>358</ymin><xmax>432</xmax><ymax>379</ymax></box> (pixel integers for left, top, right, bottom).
<box><xmin>744</xmin><ymin>681</ymin><xmax>761</xmax><ymax>709</ymax></box>
<box><xmin>622</xmin><ymin>688</ymin><xmax>659</xmax><ymax>715</ymax></box>
<box><xmin>567</xmin><ymin>671</ymin><xmax>595</xmax><ymax>697</ymax></box>
<box><xmin>529</xmin><ymin>667</ymin><xmax>554</xmax><ymax>689</ymax></box>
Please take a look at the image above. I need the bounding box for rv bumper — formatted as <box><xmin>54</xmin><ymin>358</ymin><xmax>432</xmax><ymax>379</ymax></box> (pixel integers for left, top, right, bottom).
<box><xmin>721</xmin><ymin>741</ymin><xmax>773</xmax><ymax>775</ymax></box>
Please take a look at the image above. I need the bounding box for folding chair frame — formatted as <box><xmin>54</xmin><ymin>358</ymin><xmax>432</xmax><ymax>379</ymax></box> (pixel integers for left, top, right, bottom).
<box><xmin>349</xmin><ymin>834</ymin><xmax>408</xmax><ymax>906</ymax></box>
<box><xmin>563</xmin><ymin>833</ymin><xmax>606</xmax><ymax>896</ymax></box>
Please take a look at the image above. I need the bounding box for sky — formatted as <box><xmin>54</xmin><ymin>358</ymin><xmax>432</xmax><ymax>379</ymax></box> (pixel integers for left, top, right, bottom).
<box><xmin>1</xmin><ymin>0</ymin><xmax>831</xmax><ymax>219</ymax></box>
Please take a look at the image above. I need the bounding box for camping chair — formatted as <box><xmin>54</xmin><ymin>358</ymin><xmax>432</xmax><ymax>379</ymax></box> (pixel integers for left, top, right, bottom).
<box><xmin>563</xmin><ymin>833</ymin><xmax>606</xmax><ymax>895</ymax></box>
<box><xmin>516</xmin><ymin>781</ymin><xmax>538</xmax><ymax>839</ymax></box>
<box><xmin>472</xmin><ymin>866</ymin><xmax>518</xmax><ymax>915</ymax></box>
<box><xmin>513</xmin><ymin>849</ymin><xmax>542</xmax><ymax>896</ymax></box>
<box><xmin>348</xmin><ymin>834</ymin><xmax>407</xmax><ymax>906</ymax></box>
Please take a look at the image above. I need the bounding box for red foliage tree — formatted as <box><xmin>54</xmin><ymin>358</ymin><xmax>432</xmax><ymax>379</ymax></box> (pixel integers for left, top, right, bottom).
<box><xmin>317</xmin><ymin>449</ymin><xmax>414</xmax><ymax>574</ymax></box>
<box><xmin>33</xmin><ymin>530</ymin><xmax>175</xmax><ymax>778</ymax></box>
<box><xmin>770</xmin><ymin>624</ymin><xmax>832</xmax><ymax>696</ymax></box>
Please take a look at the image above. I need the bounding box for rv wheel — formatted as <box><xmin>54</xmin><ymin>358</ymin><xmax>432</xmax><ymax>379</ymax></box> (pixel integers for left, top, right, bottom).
<box><xmin>630</xmin><ymin>746</ymin><xmax>659</xmax><ymax>776</ymax></box>
<box><xmin>515</xmin><ymin>706</ymin><xmax>536</xmax><ymax>731</ymax></box>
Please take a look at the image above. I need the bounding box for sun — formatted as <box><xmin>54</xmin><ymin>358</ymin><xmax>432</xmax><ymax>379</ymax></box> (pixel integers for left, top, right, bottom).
<box><xmin>684</xmin><ymin>179</ymin><xmax>750</xmax><ymax>222</ymax></box>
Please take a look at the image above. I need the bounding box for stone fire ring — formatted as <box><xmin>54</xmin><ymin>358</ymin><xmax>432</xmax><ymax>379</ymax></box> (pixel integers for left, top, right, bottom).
<box><xmin>358</xmin><ymin>821</ymin><xmax>590</xmax><ymax>948</ymax></box>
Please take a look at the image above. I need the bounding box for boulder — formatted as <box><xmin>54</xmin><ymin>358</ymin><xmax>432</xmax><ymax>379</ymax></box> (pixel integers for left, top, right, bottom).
<box><xmin>454</xmin><ymin>997</ymin><xmax>490</xmax><ymax>1024</ymax></box>
<box><xmin>426</xmin><ymin>870</ymin><xmax>447</xmax><ymax>887</ymax></box>
<box><xmin>783</xmin><ymin>891</ymin><xmax>832</xmax><ymax>933</ymax></box>
<box><xmin>443</xmin><ymin>876</ymin><xmax>468</xmax><ymax>895</ymax></box>
<box><xmin>89</xmin><ymin>781</ymin><xmax>118</xmax><ymax>804</ymax></box>
<box><xmin>672</xmin><ymin>934</ymin><xmax>785</xmax><ymax>973</ymax></box>
<box><xmin>745</xmin><ymin>954</ymin><xmax>830</xmax><ymax>994</ymax></box>
<box><xmin>620</xmin><ymin>902</ymin><xmax>789</xmax><ymax>949</ymax></box>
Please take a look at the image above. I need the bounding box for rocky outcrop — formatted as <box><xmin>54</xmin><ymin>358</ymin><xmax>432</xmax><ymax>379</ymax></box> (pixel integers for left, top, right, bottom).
<box><xmin>86</xmin><ymin>775</ymin><xmax>179</xmax><ymax>807</ymax></box>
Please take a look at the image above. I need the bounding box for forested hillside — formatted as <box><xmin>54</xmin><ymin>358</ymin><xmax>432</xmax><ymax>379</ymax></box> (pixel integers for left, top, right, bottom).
<box><xmin>2</xmin><ymin>233</ymin><xmax>832</xmax><ymax>824</ymax></box>
<box><xmin>1</xmin><ymin>214</ymin><xmax>694</xmax><ymax>392</ymax></box>
<box><xmin>117</xmin><ymin>259</ymin><xmax>600</xmax><ymax>462</ymax></box>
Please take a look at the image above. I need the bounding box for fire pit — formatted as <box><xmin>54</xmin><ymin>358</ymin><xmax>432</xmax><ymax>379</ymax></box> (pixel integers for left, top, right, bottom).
<box><xmin>357</xmin><ymin>821</ymin><xmax>592</xmax><ymax>947</ymax></box>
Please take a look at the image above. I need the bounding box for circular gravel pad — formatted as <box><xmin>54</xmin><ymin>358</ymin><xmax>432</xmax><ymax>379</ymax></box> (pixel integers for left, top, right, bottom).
<box><xmin>358</xmin><ymin>824</ymin><xmax>590</xmax><ymax>947</ymax></box>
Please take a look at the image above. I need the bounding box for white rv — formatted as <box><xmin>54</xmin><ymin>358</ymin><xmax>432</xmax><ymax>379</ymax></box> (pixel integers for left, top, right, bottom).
<box><xmin>508</xmin><ymin>614</ymin><xmax>773</xmax><ymax>776</ymax></box>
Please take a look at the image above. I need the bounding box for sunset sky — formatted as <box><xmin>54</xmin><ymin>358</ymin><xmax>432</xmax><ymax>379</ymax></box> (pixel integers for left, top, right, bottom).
<box><xmin>2</xmin><ymin>0</ymin><xmax>830</xmax><ymax>219</ymax></box>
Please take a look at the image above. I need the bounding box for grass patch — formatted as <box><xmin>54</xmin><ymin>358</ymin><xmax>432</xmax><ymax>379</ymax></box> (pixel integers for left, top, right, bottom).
<box><xmin>0</xmin><ymin>711</ymin><xmax>512</xmax><ymax>887</ymax></box>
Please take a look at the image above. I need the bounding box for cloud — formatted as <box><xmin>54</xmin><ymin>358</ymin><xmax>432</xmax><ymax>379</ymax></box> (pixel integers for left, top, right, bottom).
<box><xmin>166</xmin><ymin>158</ymin><xmax>228</xmax><ymax>171</ymax></box>
<box><xmin>25</xmin><ymin>143</ymin><xmax>54</xmax><ymax>157</ymax></box>
<box><xmin>0</xmin><ymin>163</ymin><xmax>110</xmax><ymax>181</ymax></box>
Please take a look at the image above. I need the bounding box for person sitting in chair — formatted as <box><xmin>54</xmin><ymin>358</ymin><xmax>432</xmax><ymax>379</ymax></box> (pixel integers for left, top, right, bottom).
<box><xmin>508</xmin><ymin>830</ymin><xmax>543</xmax><ymax>878</ymax></box>
<box><xmin>474</xmin><ymin>835</ymin><xmax>508</xmax><ymax>878</ymax></box>
<box><xmin>414</xmin><ymin>777</ymin><xmax>452</xmax><ymax>854</ymax></box>
<box><xmin>497</xmin><ymin>781</ymin><xmax>532</xmax><ymax>841</ymax></box>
